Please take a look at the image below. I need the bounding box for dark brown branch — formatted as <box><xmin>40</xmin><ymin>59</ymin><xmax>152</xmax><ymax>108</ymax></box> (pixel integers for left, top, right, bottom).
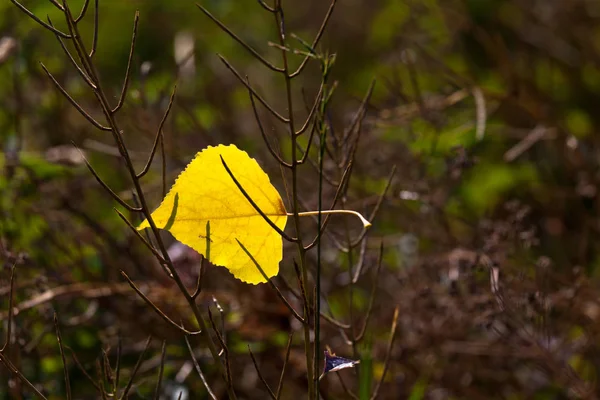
<box><xmin>208</xmin><ymin>307</ymin><xmax>235</xmax><ymax>396</ymax></box>
<box><xmin>54</xmin><ymin>314</ymin><xmax>72</xmax><ymax>400</ymax></box>
<box><xmin>276</xmin><ymin>332</ymin><xmax>294</xmax><ymax>399</ymax></box>
<box><xmin>0</xmin><ymin>353</ymin><xmax>49</xmax><ymax>399</ymax></box>
<box><xmin>114</xmin><ymin>209</ymin><xmax>168</xmax><ymax>269</ymax></box>
<box><xmin>76</xmin><ymin>148</ymin><xmax>141</xmax><ymax>212</ymax></box>
<box><xmin>10</xmin><ymin>0</ymin><xmax>71</xmax><ymax>38</ymax></box>
<box><xmin>221</xmin><ymin>156</ymin><xmax>297</xmax><ymax>242</ymax></box>
<box><xmin>257</xmin><ymin>0</ymin><xmax>276</xmax><ymax>13</ymax></box>
<box><xmin>289</xmin><ymin>0</ymin><xmax>337</xmax><ymax>78</ymax></box>
<box><xmin>120</xmin><ymin>271</ymin><xmax>201</xmax><ymax>335</ymax></box>
<box><xmin>354</xmin><ymin>243</ymin><xmax>384</xmax><ymax>342</ymax></box>
<box><xmin>185</xmin><ymin>336</ymin><xmax>217</xmax><ymax>400</ymax></box>
<box><xmin>248</xmin><ymin>346</ymin><xmax>277</xmax><ymax>399</ymax></box>
<box><xmin>88</xmin><ymin>0</ymin><xmax>99</xmax><ymax>57</ymax></box>
<box><xmin>137</xmin><ymin>84</ymin><xmax>177</xmax><ymax>178</ymax></box>
<box><xmin>370</xmin><ymin>307</ymin><xmax>399</xmax><ymax>400</ymax></box>
<box><xmin>74</xmin><ymin>0</ymin><xmax>91</xmax><ymax>22</ymax></box>
<box><xmin>197</xmin><ymin>4</ymin><xmax>284</xmax><ymax>72</ymax></box>
<box><xmin>119</xmin><ymin>336</ymin><xmax>152</xmax><ymax>400</ymax></box>
<box><xmin>41</xmin><ymin>64</ymin><xmax>110</xmax><ymax>130</ymax></box>
<box><xmin>237</xmin><ymin>239</ymin><xmax>304</xmax><ymax>323</ymax></box>
<box><xmin>1</xmin><ymin>264</ymin><xmax>15</xmax><ymax>352</ymax></box>
<box><xmin>295</xmin><ymin>84</ymin><xmax>323</xmax><ymax>136</ymax></box>
<box><xmin>218</xmin><ymin>55</ymin><xmax>289</xmax><ymax>123</ymax></box>
<box><xmin>247</xmin><ymin>76</ymin><xmax>292</xmax><ymax>168</ymax></box>
<box><xmin>153</xmin><ymin>341</ymin><xmax>167</xmax><ymax>400</ymax></box>
<box><xmin>112</xmin><ymin>11</ymin><xmax>139</xmax><ymax>113</ymax></box>
<box><xmin>49</xmin><ymin>17</ymin><xmax>97</xmax><ymax>89</ymax></box>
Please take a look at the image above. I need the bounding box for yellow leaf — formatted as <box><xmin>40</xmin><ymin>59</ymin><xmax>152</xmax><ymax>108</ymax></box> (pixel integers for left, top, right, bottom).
<box><xmin>138</xmin><ymin>144</ymin><xmax>287</xmax><ymax>284</ymax></box>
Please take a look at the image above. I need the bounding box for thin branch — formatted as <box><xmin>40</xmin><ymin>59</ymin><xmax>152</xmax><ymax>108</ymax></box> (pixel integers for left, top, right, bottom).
<box><xmin>48</xmin><ymin>0</ymin><xmax>65</xmax><ymax>11</ymax></box>
<box><xmin>10</xmin><ymin>0</ymin><xmax>71</xmax><ymax>38</ymax></box>
<box><xmin>119</xmin><ymin>336</ymin><xmax>152</xmax><ymax>400</ymax></box>
<box><xmin>304</xmin><ymin>161</ymin><xmax>354</xmax><ymax>251</ymax></box>
<box><xmin>218</xmin><ymin>55</ymin><xmax>289</xmax><ymax>123</ymax></box>
<box><xmin>75</xmin><ymin>0</ymin><xmax>91</xmax><ymax>22</ymax></box>
<box><xmin>197</xmin><ymin>4</ymin><xmax>284</xmax><ymax>72</ymax></box>
<box><xmin>75</xmin><ymin>148</ymin><xmax>141</xmax><ymax>212</ymax></box>
<box><xmin>220</xmin><ymin>156</ymin><xmax>297</xmax><ymax>242</ymax></box>
<box><xmin>68</xmin><ymin>347</ymin><xmax>103</xmax><ymax>393</ymax></box>
<box><xmin>247</xmin><ymin>77</ymin><xmax>292</xmax><ymax>168</ymax></box>
<box><xmin>370</xmin><ymin>307</ymin><xmax>399</xmax><ymax>400</ymax></box>
<box><xmin>114</xmin><ymin>338</ymin><xmax>122</xmax><ymax>395</ymax></box>
<box><xmin>120</xmin><ymin>271</ymin><xmax>201</xmax><ymax>335</ymax></box>
<box><xmin>349</xmin><ymin>165</ymin><xmax>395</xmax><ymax>248</ymax></box>
<box><xmin>1</xmin><ymin>264</ymin><xmax>15</xmax><ymax>352</ymax></box>
<box><xmin>88</xmin><ymin>0</ymin><xmax>99</xmax><ymax>57</ymax></box>
<box><xmin>258</xmin><ymin>0</ymin><xmax>276</xmax><ymax>13</ymax></box>
<box><xmin>277</xmin><ymin>275</ymin><xmax>351</xmax><ymax>329</ymax></box>
<box><xmin>289</xmin><ymin>0</ymin><xmax>337</xmax><ymax>78</ymax></box>
<box><xmin>137</xmin><ymin>84</ymin><xmax>177</xmax><ymax>178</ymax></box>
<box><xmin>295</xmin><ymin>84</ymin><xmax>323</xmax><ymax>136</ymax></box>
<box><xmin>248</xmin><ymin>346</ymin><xmax>277</xmax><ymax>399</ymax></box>
<box><xmin>276</xmin><ymin>331</ymin><xmax>293</xmax><ymax>399</ymax></box>
<box><xmin>112</xmin><ymin>11</ymin><xmax>140</xmax><ymax>114</ymax></box>
<box><xmin>41</xmin><ymin>64</ymin><xmax>110</xmax><ymax>130</ymax></box>
<box><xmin>153</xmin><ymin>340</ymin><xmax>167</xmax><ymax>400</ymax></box>
<box><xmin>48</xmin><ymin>17</ymin><xmax>96</xmax><ymax>89</ymax></box>
<box><xmin>114</xmin><ymin>209</ymin><xmax>168</xmax><ymax>269</ymax></box>
<box><xmin>354</xmin><ymin>243</ymin><xmax>384</xmax><ymax>342</ymax></box>
<box><xmin>185</xmin><ymin>336</ymin><xmax>217</xmax><ymax>400</ymax></box>
<box><xmin>54</xmin><ymin>314</ymin><xmax>72</xmax><ymax>400</ymax></box>
<box><xmin>208</xmin><ymin>307</ymin><xmax>235</xmax><ymax>396</ymax></box>
<box><xmin>236</xmin><ymin>239</ymin><xmax>304</xmax><ymax>323</ymax></box>
<box><xmin>0</xmin><ymin>353</ymin><xmax>49</xmax><ymax>399</ymax></box>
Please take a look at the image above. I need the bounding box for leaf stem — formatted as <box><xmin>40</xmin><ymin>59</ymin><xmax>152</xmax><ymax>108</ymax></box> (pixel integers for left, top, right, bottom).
<box><xmin>291</xmin><ymin>210</ymin><xmax>371</xmax><ymax>229</ymax></box>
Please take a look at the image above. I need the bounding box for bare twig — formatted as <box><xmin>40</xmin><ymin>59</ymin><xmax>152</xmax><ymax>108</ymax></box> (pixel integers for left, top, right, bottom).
<box><xmin>119</xmin><ymin>336</ymin><xmax>152</xmax><ymax>400</ymax></box>
<box><xmin>370</xmin><ymin>307</ymin><xmax>399</xmax><ymax>400</ymax></box>
<box><xmin>54</xmin><ymin>314</ymin><xmax>72</xmax><ymax>400</ymax></box>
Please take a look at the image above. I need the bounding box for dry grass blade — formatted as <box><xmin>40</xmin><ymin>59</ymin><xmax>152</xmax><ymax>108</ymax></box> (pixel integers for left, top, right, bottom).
<box><xmin>54</xmin><ymin>314</ymin><xmax>72</xmax><ymax>400</ymax></box>
<box><xmin>119</xmin><ymin>336</ymin><xmax>152</xmax><ymax>399</ymax></box>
